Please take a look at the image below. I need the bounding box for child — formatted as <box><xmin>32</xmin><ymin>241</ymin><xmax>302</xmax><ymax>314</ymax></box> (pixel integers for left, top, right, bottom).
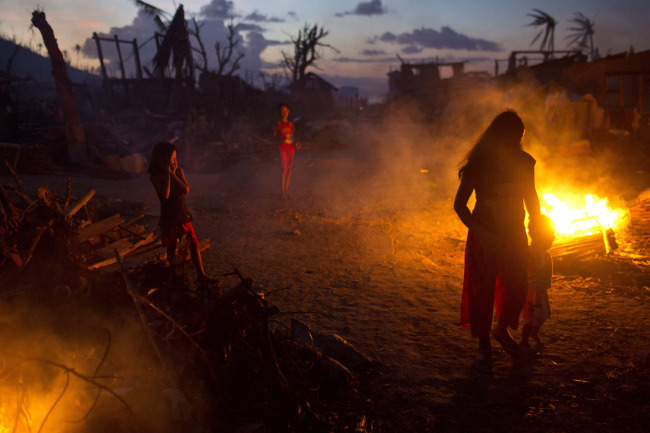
<box><xmin>148</xmin><ymin>142</ymin><xmax>214</xmax><ymax>287</ymax></box>
<box><xmin>273</xmin><ymin>102</ymin><xmax>301</xmax><ymax>199</ymax></box>
<box><xmin>521</xmin><ymin>214</ymin><xmax>555</xmax><ymax>353</ymax></box>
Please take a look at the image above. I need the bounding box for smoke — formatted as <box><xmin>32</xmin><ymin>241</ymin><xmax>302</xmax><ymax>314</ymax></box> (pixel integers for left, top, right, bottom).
<box><xmin>0</xmin><ymin>297</ymin><xmax>188</xmax><ymax>432</ymax></box>
<box><xmin>297</xmin><ymin>73</ymin><xmax>633</xmax><ymax>246</ymax></box>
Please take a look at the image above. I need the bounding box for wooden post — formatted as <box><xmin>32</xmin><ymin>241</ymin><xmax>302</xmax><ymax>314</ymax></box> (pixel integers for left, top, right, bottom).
<box><xmin>114</xmin><ymin>34</ymin><xmax>127</xmax><ymax>80</ymax></box>
<box><xmin>93</xmin><ymin>32</ymin><xmax>108</xmax><ymax>81</ymax></box>
<box><xmin>32</xmin><ymin>10</ymin><xmax>87</xmax><ymax>163</ymax></box>
<box><xmin>114</xmin><ymin>34</ymin><xmax>130</xmax><ymax>103</ymax></box>
<box><xmin>133</xmin><ymin>38</ymin><xmax>143</xmax><ymax>80</ymax></box>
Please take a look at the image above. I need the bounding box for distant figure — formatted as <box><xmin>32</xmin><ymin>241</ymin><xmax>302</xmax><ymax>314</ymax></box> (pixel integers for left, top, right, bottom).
<box><xmin>454</xmin><ymin>110</ymin><xmax>542</xmax><ymax>373</ymax></box>
<box><xmin>521</xmin><ymin>215</ymin><xmax>555</xmax><ymax>354</ymax></box>
<box><xmin>149</xmin><ymin>142</ymin><xmax>213</xmax><ymax>287</ymax></box>
<box><xmin>273</xmin><ymin>102</ymin><xmax>301</xmax><ymax>199</ymax></box>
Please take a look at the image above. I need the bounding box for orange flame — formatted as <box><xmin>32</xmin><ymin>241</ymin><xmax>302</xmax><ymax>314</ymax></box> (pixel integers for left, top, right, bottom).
<box><xmin>541</xmin><ymin>193</ymin><xmax>627</xmax><ymax>237</ymax></box>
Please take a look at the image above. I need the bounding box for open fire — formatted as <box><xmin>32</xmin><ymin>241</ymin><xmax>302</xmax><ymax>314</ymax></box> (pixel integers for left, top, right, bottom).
<box><xmin>540</xmin><ymin>192</ymin><xmax>627</xmax><ymax>259</ymax></box>
<box><xmin>540</xmin><ymin>193</ymin><xmax>627</xmax><ymax>238</ymax></box>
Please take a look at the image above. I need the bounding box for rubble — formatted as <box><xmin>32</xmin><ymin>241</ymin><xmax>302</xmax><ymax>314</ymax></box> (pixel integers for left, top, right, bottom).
<box><xmin>0</xmin><ymin>175</ymin><xmax>375</xmax><ymax>432</ymax></box>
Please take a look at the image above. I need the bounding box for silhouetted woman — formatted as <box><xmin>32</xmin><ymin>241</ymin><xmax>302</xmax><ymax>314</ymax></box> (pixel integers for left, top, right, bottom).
<box><xmin>454</xmin><ymin>110</ymin><xmax>541</xmax><ymax>373</ymax></box>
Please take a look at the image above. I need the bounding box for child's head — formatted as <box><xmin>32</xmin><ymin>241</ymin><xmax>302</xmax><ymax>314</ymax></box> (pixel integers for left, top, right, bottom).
<box><xmin>278</xmin><ymin>102</ymin><xmax>290</xmax><ymax>118</ymax></box>
<box><xmin>149</xmin><ymin>141</ymin><xmax>177</xmax><ymax>175</ymax></box>
<box><xmin>528</xmin><ymin>215</ymin><xmax>556</xmax><ymax>250</ymax></box>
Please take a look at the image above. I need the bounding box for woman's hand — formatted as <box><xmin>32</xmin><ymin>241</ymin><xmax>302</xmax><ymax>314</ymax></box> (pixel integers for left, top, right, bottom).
<box><xmin>169</xmin><ymin>161</ymin><xmax>177</xmax><ymax>175</ymax></box>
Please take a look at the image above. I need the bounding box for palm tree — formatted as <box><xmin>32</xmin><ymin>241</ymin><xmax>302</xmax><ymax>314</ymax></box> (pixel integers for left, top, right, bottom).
<box><xmin>527</xmin><ymin>9</ymin><xmax>556</xmax><ymax>55</ymax></box>
<box><xmin>566</xmin><ymin>12</ymin><xmax>595</xmax><ymax>60</ymax></box>
<box><xmin>74</xmin><ymin>43</ymin><xmax>81</xmax><ymax>67</ymax></box>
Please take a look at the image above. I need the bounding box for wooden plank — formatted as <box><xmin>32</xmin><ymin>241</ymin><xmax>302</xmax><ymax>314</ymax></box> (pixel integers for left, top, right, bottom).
<box><xmin>88</xmin><ymin>232</ymin><xmax>156</xmax><ymax>269</ymax></box>
<box><xmin>64</xmin><ymin>189</ymin><xmax>95</xmax><ymax>218</ymax></box>
<box><xmin>77</xmin><ymin>214</ymin><xmax>123</xmax><ymax>242</ymax></box>
<box><xmin>109</xmin><ymin>238</ymin><xmax>210</xmax><ymax>269</ymax></box>
<box><xmin>94</xmin><ymin>237</ymin><xmax>134</xmax><ymax>259</ymax></box>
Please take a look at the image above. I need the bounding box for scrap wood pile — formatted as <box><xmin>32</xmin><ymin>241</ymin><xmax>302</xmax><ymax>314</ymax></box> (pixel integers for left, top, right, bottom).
<box><xmin>0</xmin><ymin>166</ymin><xmax>375</xmax><ymax>431</ymax></box>
<box><xmin>549</xmin><ymin>228</ymin><xmax>618</xmax><ymax>260</ymax></box>
<box><xmin>0</xmin><ymin>168</ymin><xmax>152</xmax><ymax>287</ymax></box>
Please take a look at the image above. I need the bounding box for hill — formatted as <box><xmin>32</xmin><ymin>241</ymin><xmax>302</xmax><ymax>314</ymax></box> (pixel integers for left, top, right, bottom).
<box><xmin>0</xmin><ymin>36</ymin><xmax>99</xmax><ymax>84</ymax></box>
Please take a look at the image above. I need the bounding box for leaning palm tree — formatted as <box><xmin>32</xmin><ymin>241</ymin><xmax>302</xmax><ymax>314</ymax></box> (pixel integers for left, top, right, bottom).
<box><xmin>566</xmin><ymin>12</ymin><xmax>595</xmax><ymax>60</ymax></box>
<box><xmin>151</xmin><ymin>5</ymin><xmax>192</xmax><ymax>79</ymax></box>
<box><xmin>131</xmin><ymin>0</ymin><xmax>170</xmax><ymax>32</ymax></box>
<box><xmin>527</xmin><ymin>8</ymin><xmax>557</xmax><ymax>55</ymax></box>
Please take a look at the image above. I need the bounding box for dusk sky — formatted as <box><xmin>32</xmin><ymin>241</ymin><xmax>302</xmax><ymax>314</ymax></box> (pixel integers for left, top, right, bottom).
<box><xmin>2</xmin><ymin>0</ymin><xmax>650</xmax><ymax>100</ymax></box>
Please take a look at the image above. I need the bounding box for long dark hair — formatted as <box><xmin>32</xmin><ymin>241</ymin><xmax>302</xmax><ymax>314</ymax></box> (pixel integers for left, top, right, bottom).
<box><xmin>458</xmin><ymin>110</ymin><xmax>525</xmax><ymax>179</ymax></box>
<box><xmin>148</xmin><ymin>142</ymin><xmax>176</xmax><ymax>175</ymax></box>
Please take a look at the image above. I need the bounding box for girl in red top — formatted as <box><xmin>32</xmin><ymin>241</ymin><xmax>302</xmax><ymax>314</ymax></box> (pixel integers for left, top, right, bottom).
<box><xmin>454</xmin><ymin>110</ymin><xmax>541</xmax><ymax>373</ymax></box>
<box><xmin>149</xmin><ymin>142</ymin><xmax>213</xmax><ymax>287</ymax></box>
<box><xmin>274</xmin><ymin>103</ymin><xmax>301</xmax><ymax>199</ymax></box>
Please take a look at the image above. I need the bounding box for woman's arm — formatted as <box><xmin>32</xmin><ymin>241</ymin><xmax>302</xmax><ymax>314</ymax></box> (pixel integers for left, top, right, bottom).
<box><xmin>454</xmin><ymin>176</ymin><xmax>476</xmax><ymax>230</ymax></box>
<box><xmin>455</xmin><ymin>174</ymin><xmax>503</xmax><ymax>254</ymax></box>
<box><xmin>171</xmin><ymin>167</ymin><xmax>190</xmax><ymax>195</ymax></box>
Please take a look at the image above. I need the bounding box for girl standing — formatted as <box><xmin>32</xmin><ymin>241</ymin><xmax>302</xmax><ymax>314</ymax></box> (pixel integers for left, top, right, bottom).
<box><xmin>149</xmin><ymin>142</ymin><xmax>213</xmax><ymax>287</ymax></box>
<box><xmin>274</xmin><ymin>103</ymin><xmax>301</xmax><ymax>199</ymax></box>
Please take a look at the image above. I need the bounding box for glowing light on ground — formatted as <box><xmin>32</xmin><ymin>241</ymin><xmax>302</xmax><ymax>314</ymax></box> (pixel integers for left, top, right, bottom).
<box><xmin>541</xmin><ymin>193</ymin><xmax>627</xmax><ymax>237</ymax></box>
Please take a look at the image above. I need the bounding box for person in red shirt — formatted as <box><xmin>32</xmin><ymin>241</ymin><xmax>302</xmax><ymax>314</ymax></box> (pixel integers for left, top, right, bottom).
<box><xmin>274</xmin><ymin>103</ymin><xmax>301</xmax><ymax>199</ymax></box>
<box><xmin>454</xmin><ymin>110</ymin><xmax>542</xmax><ymax>373</ymax></box>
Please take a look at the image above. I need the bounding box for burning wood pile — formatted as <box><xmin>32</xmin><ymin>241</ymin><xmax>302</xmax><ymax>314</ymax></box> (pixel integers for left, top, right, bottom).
<box><xmin>544</xmin><ymin>188</ymin><xmax>650</xmax><ymax>261</ymax></box>
<box><xmin>0</xmin><ymin>164</ymin><xmax>374</xmax><ymax>431</ymax></box>
<box><xmin>542</xmin><ymin>192</ymin><xmax>626</xmax><ymax>261</ymax></box>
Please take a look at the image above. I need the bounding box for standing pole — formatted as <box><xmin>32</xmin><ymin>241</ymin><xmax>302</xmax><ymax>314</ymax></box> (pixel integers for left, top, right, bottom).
<box><xmin>93</xmin><ymin>32</ymin><xmax>108</xmax><ymax>81</ymax></box>
<box><xmin>133</xmin><ymin>38</ymin><xmax>143</xmax><ymax>80</ymax></box>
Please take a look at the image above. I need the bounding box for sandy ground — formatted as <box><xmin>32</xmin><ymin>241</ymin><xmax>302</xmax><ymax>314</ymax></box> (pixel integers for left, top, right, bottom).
<box><xmin>6</xmin><ymin>118</ymin><xmax>650</xmax><ymax>432</ymax></box>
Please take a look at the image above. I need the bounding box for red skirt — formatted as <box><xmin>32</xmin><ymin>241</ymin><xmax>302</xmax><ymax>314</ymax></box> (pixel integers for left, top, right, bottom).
<box><xmin>460</xmin><ymin>230</ymin><xmax>528</xmax><ymax>337</ymax></box>
<box><xmin>160</xmin><ymin>222</ymin><xmax>199</xmax><ymax>248</ymax></box>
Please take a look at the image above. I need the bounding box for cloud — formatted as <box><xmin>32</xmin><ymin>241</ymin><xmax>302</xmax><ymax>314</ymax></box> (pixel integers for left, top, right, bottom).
<box><xmin>373</xmin><ymin>26</ymin><xmax>503</xmax><ymax>52</ymax></box>
<box><xmin>336</xmin><ymin>0</ymin><xmax>387</xmax><ymax>17</ymax></box>
<box><xmin>361</xmin><ymin>49</ymin><xmax>387</xmax><ymax>55</ymax></box>
<box><xmin>200</xmin><ymin>0</ymin><xmax>236</xmax><ymax>19</ymax></box>
<box><xmin>244</xmin><ymin>10</ymin><xmax>284</xmax><ymax>23</ymax></box>
<box><xmin>333</xmin><ymin>54</ymin><xmax>493</xmax><ymax>64</ymax></box>
<box><xmin>402</xmin><ymin>45</ymin><xmax>422</xmax><ymax>54</ymax></box>
<box><xmin>80</xmin><ymin>10</ymin><xmax>275</xmax><ymax>79</ymax></box>
<box><xmin>237</xmin><ymin>22</ymin><xmax>265</xmax><ymax>32</ymax></box>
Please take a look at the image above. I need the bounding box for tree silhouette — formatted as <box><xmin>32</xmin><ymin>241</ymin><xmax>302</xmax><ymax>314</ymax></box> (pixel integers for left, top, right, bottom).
<box><xmin>151</xmin><ymin>5</ymin><xmax>193</xmax><ymax>80</ymax></box>
<box><xmin>131</xmin><ymin>0</ymin><xmax>170</xmax><ymax>32</ymax></box>
<box><xmin>215</xmin><ymin>19</ymin><xmax>245</xmax><ymax>77</ymax></box>
<box><xmin>566</xmin><ymin>12</ymin><xmax>595</xmax><ymax>60</ymax></box>
<box><xmin>527</xmin><ymin>8</ymin><xmax>556</xmax><ymax>53</ymax></box>
<box><xmin>282</xmin><ymin>23</ymin><xmax>339</xmax><ymax>91</ymax></box>
<box><xmin>74</xmin><ymin>44</ymin><xmax>81</xmax><ymax>67</ymax></box>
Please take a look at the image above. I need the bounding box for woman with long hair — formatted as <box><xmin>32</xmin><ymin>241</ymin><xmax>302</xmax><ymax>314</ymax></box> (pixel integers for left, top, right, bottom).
<box><xmin>454</xmin><ymin>110</ymin><xmax>541</xmax><ymax>373</ymax></box>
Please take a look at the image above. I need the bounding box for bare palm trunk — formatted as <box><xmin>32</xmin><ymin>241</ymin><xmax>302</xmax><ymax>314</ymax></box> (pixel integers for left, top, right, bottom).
<box><xmin>31</xmin><ymin>10</ymin><xmax>87</xmax><ymax>163</ymax></box>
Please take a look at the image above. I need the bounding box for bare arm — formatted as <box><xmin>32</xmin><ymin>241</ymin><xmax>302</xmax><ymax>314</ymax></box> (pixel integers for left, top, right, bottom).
<box><xmin>171</xmin><ymin>167</ymin><xmax>190</xmax><ymax>195</ymax></box>
<box><xmin>454</xmin><ymin>175</ymin><xmax>476</xmax><ymax>231</ymax></box>
<box><xmin>454</xmin><ymin>174</ymin><xmax>503</xmax><ymax>254</ymax></box>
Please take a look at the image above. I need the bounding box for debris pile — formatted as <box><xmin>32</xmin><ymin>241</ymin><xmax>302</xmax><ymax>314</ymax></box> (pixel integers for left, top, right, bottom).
<box><xmin>0</xmin><ymin>169</ymin><xmax>375</xmax><ymax>432</ymax></box>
